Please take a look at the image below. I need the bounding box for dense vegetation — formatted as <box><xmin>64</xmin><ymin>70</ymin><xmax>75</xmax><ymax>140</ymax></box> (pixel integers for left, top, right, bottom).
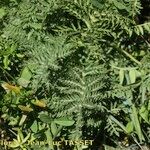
<box><xmin>0</xmin><ymin>0</ymin><xmax>150</xmax><ymax>150</ymax></box>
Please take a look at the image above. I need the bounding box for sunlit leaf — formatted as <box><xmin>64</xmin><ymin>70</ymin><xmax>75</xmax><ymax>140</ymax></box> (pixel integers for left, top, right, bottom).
<box><xmin>17</xmin><ymin>67</ymin><xmax>32</xmax><ymax>87</ymax></box>
<box><xmin>39</xmin><ymin>114</ymin><xmax>52</xmax><ymax>124</ymax></box>
<box><xmin>29</xmin><ymin>23</ymin><xmax>42</xmax><ymax>30</ymax></box>
<box><xmin>113</xmin><ymin>1</ymin><xmax>128</xmax><ymax>10</ymax></box>
<box><xmin>0</xmin><ymin>8</ymin><xmax>6</xmax><ymax>19</ymax></box>
<box><xmin>3</xmin><ymin>56</ymin><xmax>10</xmax><ymax>70</ymax></box>
<box><xmin>54</xmin><ymin>117</ymin><xmax>75</xmax><ymax>126</ymax></box>
<box><xmin>45</xmin><ymin>128</ymin><xmax>54</xmax><ymax>149</ymax></box>
<box><xmin>18</xmin><ymin>105</ymin><xmax>33</xmax><ymax>112</ymax></box>
<box><xmin>31</xmin><ymin>99</ymin><xmax>46</xmax><ymax>108</ymax></box>
<box><xmin>131</xmin><ymin>105</ymin><xmax>145</xmax><ymax>142</ymax></box>
<box><xmin>51</xmin><ymin>122</ymin><xmax>58</xmax><ymax>136</ymax></box>
<box><xmin>119</xmin><ymin>69</ymin><xmax>124</xmax><ymax>84</ymax></box>
<box><xmin>1</xmin><ymin>82</ymin><xmax>21</xmax><ymax>93</ymax></box>
<box><xmin>8</xmin><ymin>117</ymin><xmax>18</xmax><ymax>126</ymax></box>
<box><xmin>19</xmin><ymin>114</ymin><xmax>27</xmax><ymax>126</ymax></box>
<box><xmin>8</xmin><ymin>139</ymin><xmax>20</xmax><ymax>148</ymax></box>
<box><xmin>31</xmin><ymin>120</ymin><xmax>38</xmax><ymax>133</ymax></box>
<box><xmin>126</xmin><ymin>121</ymin><xmax>134</xmax><ymax>133</ymax></box>
<box><xmin>129</xmin><ymin>69</ymin><xmax>136</xmax><ymax>84</ymax></box>
<box><xmin>22</xmin><ymin>133</ymin><xmax>31</xmax><ymax>144</ymax></box>
<box><xmin>139</xmin><ymin>105</ymin><xmax>149</xmax><ymax>124</ymax></box>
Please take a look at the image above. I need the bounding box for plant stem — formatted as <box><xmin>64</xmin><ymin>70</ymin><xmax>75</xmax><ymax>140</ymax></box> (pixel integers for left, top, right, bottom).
<box><xmin>122</xmin><ymin>50</ymin><xmax>142</xmax><ymax>65</ymax></box>
<box><xmin>0</xmin><ymin>66</ymin><xmax>16</xmax><ymax>81</ymax></box>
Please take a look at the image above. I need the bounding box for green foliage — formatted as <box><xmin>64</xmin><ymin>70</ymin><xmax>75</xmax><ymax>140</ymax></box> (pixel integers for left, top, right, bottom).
<box><xmin>0</xmin><ymin>0</ymin><xmax>150</xmax><ymax>150</ymax></box>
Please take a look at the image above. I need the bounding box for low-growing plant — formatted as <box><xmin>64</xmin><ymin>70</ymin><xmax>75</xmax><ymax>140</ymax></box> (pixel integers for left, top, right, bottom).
<box><xmin>0</xmin><ymin>0</ymin><xmax>150</xmax><ymax>150</ymax></box>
